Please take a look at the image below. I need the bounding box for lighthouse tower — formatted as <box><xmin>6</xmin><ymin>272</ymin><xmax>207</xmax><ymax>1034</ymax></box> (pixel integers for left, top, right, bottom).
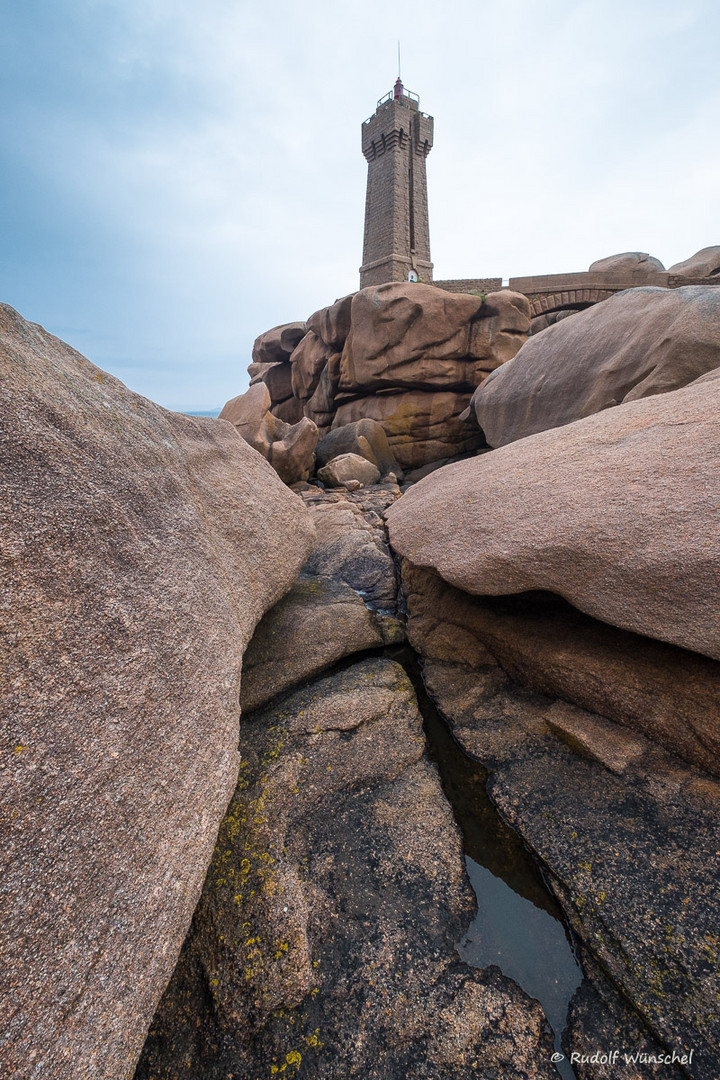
<box><xmin>359</xmin><ymin>78</ymin><xmax>434</xmax><ymax>288</ymax></box>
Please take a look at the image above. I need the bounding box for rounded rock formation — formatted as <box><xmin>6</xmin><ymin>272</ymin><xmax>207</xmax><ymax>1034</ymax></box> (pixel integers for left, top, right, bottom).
<box><xmin>387</xmin><ymin>368</ymin><xmax>720</xmax><ymax>661</ymax></box>
<box><xmin>668</xmin><ymin>245</ymin><xmax>720</xmax><ymax>278</ymax></box>
<box><xmin>588</xmin><ymin>251</ymin><xmax>665</xmax><ymax>274</ymax></box>
<box><xmin>470</xmin><ymin>285</ymin><xmax>720</xmax><ymax>447</ymax></box>
<box><xmin>0</xmin><ymin>303</ymin><xmax>315</xmax><ymax>1080</ymax></box>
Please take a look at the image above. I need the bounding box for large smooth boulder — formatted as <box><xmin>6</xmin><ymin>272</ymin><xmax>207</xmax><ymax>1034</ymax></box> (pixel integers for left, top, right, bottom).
<box><xmin>338</xmin><ymin>283</ymin><xmax>530</xmax><ymax>395</ymax></box>
<box><xmin>334</xmin><ymin>390</ymin><xmax>484</xmax><ymax>469</ymax></box>
<box><xmin>669</xmin><ymin>245</ymin><xmax>720</xmax><ymax>278</ymax></box>
<box><xmin>588</xmin><ymin>251</ymin><xmax>665</xmax><ymax>274</ymax></box>
<box><xmin>220</xmin><ymin>382</ymin><xmax>319</xmax><ymax>485</ymax></box>
<box><xmin>471</xmin><ymin>286</ymin><xmax>720</xmax><ymax>447</ymax></box>
<box><xmin>0</xmin><ymin>304</ymin><xmax>315</xmax><ymax>1079</ymax></box>
<box><xmin>387</xmin><ymin>369</ymin><xmax>720</xmax><ymax>661</ymax></box>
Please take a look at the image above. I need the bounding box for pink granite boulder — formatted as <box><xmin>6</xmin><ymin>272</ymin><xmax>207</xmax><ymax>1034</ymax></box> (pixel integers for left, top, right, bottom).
<box><xmin>668</xmin><ymin>245</ymin><xmax>720</xmax><ymax>278</ymax></box>
<box><xmin>588</xmin><ymin>252</ymin><xmax>665</xmax><ymax>274</ymax></box>
<box><xmin>387</xmin><ymin>368</ymin><xmax>720</xmax><ymax>661</ymax></box>
<box><xmin>0</xmin><ymin>303</ymin><xmax>315</xmax><ymax>1079</ymax></box>
<box><xmin>470</xmin><ymin>285</ymin><xmax>720</xmax><ymax>447</ymax></box>
<box><xmin>220</xmin><ymin>382</ymin><xmax>319</xmax><ymax>485</ymax></box>
<box><xmin>338</xmin><ymin>283</ymin><xmax>529</xmax><ymax>395</ymax></box>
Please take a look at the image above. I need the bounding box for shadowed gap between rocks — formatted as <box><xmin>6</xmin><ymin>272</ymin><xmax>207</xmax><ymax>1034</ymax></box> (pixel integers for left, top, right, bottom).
<box><xmin>384</xmin><ymin>642</ymin><xmax>583</xmax><ymax>1080</ymax></box>
<box><xmin>253</xmin><ymin>636</ymin><xmax>585</xmax><ymax>1078</ymax></box>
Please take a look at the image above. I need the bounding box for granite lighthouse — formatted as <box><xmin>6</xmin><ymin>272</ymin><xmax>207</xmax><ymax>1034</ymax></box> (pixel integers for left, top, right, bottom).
<box><xmin>359</xmin><ymin>77</ymin><xmax>434</xmax><ymax>288</ymax></box>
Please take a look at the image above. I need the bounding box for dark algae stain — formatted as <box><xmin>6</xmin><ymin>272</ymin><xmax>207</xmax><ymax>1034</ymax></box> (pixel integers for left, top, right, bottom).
<box><xmin>388</xmin><ymin>643</ymin><xmax>581</xmax><ymax>1080</ymax></box>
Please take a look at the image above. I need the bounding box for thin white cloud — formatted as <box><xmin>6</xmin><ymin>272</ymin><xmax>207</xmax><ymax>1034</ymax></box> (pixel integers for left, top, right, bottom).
<box><xmin>1</xmin><ymin>0</ymin><xmax>718</xmax><ymax>409</ymax></box>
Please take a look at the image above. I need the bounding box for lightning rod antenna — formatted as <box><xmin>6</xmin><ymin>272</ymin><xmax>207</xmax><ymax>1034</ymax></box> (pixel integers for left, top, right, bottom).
<box><xmin>398</xmin><ymin>41</ymin><xmax>401</xmax><ymax>80</ymax></box>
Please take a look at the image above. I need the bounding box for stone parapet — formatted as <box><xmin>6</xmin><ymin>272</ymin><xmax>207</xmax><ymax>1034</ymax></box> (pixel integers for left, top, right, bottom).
<box><xmin>435</xmin><ymin>271</ymin><xmax>720</xmax><ymax>318</ymax></box>
<box><xmin>434</xmin><ymin>278</ymin><xmax>503</xmax><ymax>294</ymax></box>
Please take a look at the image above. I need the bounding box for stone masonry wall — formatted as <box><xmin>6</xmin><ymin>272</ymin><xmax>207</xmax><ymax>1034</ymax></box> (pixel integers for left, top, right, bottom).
<box><xmin>360</xmin><ymin>94</ymin><xmax>433</xmax><ymax>288</ymax></box>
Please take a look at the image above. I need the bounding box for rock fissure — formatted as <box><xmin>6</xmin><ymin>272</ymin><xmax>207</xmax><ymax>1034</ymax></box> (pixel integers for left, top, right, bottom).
<box><xmin>7</xmin><ymin>278</ymin><xmax>720</xmax><ymax>1079</ymax></box>
<box><xmin>133</xmin><ymin>464</ymin><xmax>720</xmax><ymax>1078</ymax></box>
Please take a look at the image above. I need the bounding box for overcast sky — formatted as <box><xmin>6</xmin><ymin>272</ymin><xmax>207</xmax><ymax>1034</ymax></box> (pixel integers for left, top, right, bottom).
<box><xmin>1</xmin><ymin>0</ymin><xmax>718</xmax><ymax>411</ymax></box>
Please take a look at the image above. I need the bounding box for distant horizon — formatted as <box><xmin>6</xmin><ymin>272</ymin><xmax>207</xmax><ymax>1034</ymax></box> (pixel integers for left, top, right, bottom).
<box><xmin>2</xmin><ymin>0</ymin><xmax>718</xmax><ymax>411</ymax></box>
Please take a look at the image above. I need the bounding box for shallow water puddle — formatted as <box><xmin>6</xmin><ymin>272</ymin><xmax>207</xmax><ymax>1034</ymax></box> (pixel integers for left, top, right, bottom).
<box><xmin>389</xmin><ymin>646</ymin><xmax>582</xmax><ymax>1080</ymax></box>
<box><xmin>459</xmin><ymin>856</ymin><xmax>582</xmax><ymax>1080</ymax></box>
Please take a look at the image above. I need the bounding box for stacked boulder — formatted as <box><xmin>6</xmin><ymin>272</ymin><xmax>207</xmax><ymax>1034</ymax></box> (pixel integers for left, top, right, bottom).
<box><xmin>384</xmin><ymin>286</ymin><xmax>720</xmax><ymax>1076</ymax></box>
<box><xmin>248</xmin><ymin>320</ymin><xmax>307</xmax><ymax>424</ymax></box>
<box><xmin>219</xmin><ymin>382</ymin><xmax>318</xmax><ymax>486</ymax></box>
<box><xmin>668</xmin><ymin>245</ymin><xmax>720</xmax><ymax>278</ymax></box>
<box><xmin>329</xmin><ymin>284</ymin><xmax>529</xmax><ymax>469</ymax></box>
<box><xmin>588</xmin><ymin>251</ymin><xmax>666</xmax><ymax>274</ymax></box>
<box><xmin>222</xmin><ymin>282</ymin><xmax>531</xmax><ymax>480</ymax></box>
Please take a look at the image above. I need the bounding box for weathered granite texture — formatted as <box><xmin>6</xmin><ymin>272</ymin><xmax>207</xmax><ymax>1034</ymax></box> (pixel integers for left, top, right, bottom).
<box><xmin>399</xmin><ymin>564</ymin><xmax>720</xmax><ymax>776</ymax></box>
<box><xmin>317</xmin><ymin>452</ymin><xmax>381</xmax><ymax>489</ymax></box>
<box><xmin>337</xmin><ymin>283</ymin><xmax>530</xmax><ymax>395</ymax></box>
<box><xmin>387</xmin><ymin>371</ymin><xmax>720</xmax><ymax>661</ymax></box>
<box><xmin>564</xmin><ymin>960</ymin><xmax>687</xmax><ymax>1080</ymax></box>
<box><xmin>252</xmin><ymin>320</ymin><xmax>308</xmax><ymax>365</ymax></box>
<box><xmin>315</xmin><ymin>418</ymin><xmax>402</xmax><ymax>480</ymax></box>
<box><xmin>0</xmin><ymin>303</ymin><xmax>315</xmax><ymax>1080</ymax></box>
<box><xmin>239</xmin><ymin>484</ymin><xmax>403</xmax><ymax>714</ymax></box>
<box><xmin>135</xmin><ymin>659</ymin><xmax>560</xmax><ymax>1080</ymax></box>
<box><xmin>469</xmin><ymin>286</ymin><xmax>720</xmax><ymax>447</ymax></box>
<box><xmin>307</xmin><ymin>292</ymin><xmax>354</xmax><ymax>348</ymax></box>
<box><xmin>588</xmin><ymin>252</ymin><xmax>665</xmax><ymax>274</ymax></box>
<box><xmin>219</xmin><ymin>381</ymin><xmax>319</xmax><ymax>485</ymax></box>
<box><xmin>394</xmin><ymin>541</ymin><xmax>720</xmax><ymax>1080</ymax></box>
<box><xmin>401</xmin><ymin>596</ymin><xmax>720</xmax><ymax>1079</ymax></box>
<box><xmin>333</xmin><ymin>388</ymin><xmax>483</xmax><ymax>469</ymax></box>
<box><xmin>238</xmin><ymin>283</ymin><xmax>530</xmax><ymax>472</ymax></box>
<box><xmin>668</xmin><ymin>246</ymin><xmax>720</xmax><ymax>278</ymax></box>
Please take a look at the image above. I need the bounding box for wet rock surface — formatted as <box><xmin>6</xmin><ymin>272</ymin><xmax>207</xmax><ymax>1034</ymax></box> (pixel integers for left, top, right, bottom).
<box><xmin>239</xmin><ymin>484</ymin><xmax>404</xmax><ymax>714</ymax></box>
<box><xmin>565</xmin><ymin>964</ymin><xmax>686</xmax><ymax>1080</ymax></box>
<box><xmin>400</xmin><ymin>558</ymin><xmax>720</xmax><ymax>1079</ymax></box>
<box><xmin>298</xmin><ymin>484</ymin><xmax>401</xmax><ymax>611</ymax></box>
<box><xmin>136</xmin><ymin>659</ymin><xmax>559</xmax><ymax>1080</ymax></box>
<box><xmin>426</xmin><ymin>658</ymin><xmax>720</xmax><ymax>1078</ymax></box>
